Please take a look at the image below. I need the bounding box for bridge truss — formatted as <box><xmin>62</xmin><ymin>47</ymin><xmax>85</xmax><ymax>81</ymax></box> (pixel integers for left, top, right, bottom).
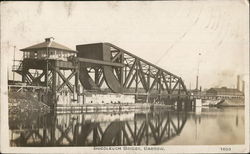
<box><xmin>75</xmin><ymin>43</ymin><xmax>189</xmax><ymax>101</ymax></box>
<box><xmin>12</xmin><ymin>42</ymin><xmax>189</xmax><ymax>105</ymax></box>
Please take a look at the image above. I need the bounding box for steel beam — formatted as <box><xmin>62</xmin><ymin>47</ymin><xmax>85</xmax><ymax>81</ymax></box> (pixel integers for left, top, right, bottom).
<box><xmin>76</xmin><ymin>57</ymin><xmax>124</xmax><ymax>67</ymax></box>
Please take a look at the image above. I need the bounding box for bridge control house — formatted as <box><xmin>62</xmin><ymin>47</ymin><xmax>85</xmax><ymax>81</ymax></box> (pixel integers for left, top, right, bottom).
<box><xmin>12</xmin><ymin>38</ymin><xmax>79</xmax><ymax>108</ymax></box>
<box><xmin>13</xmin><ymin>37</ymin><xmax>78</xmax><ymax>87</ymax></box>
<box><xmin>21</xmin><ymin>37</ymin><xmax>76</xmax><ymax>61</ymax></box>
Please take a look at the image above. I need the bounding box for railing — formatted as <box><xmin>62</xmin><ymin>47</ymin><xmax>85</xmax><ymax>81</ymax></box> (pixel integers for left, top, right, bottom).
<box><xmin>8</xmin><ymin>85</ymin><xmax>48</xmax><ymax>92</ymax></box>
<box><xmin>191</xmin><ymin>94</ymin><xmax>244</xmax><ymax>99</ymax></box>
<box><xmin>12</xmin><ymin>61</ymin><xmax>22</xmax><ymax>72</ymax></box>
<box><xmin>12</xmin><ymin>65</ymin><xmax>20</xmax><ymax>71</ymax></box>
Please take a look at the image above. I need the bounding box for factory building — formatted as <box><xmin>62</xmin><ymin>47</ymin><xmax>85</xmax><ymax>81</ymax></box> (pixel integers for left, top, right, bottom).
<box><xmin>206</xmin><ymin>87</ymin><xmax>244</xmax><ymax>98</ymax></box>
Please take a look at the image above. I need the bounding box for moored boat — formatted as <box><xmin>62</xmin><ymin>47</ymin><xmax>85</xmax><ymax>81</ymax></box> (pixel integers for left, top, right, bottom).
<box><xmin>202</xmin><ymin>99</ymin><xmax>225</xmax><ymax>106</ymax></box>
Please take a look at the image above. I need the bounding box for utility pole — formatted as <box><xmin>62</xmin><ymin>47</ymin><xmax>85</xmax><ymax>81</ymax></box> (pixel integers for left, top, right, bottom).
<box><xmin>196</xmin><ymin>53</ymin><xmax>201</xmax><ymax>90</ymax></box>
<box><xmin>13</xmin><ymin>46</ymin><xmax>16</xmax><ymax>81</ymax></box>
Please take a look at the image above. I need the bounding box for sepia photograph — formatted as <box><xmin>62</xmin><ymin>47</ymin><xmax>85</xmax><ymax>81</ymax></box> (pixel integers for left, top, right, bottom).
<box><xmin>0</xmin><ymin>0</ymin><xmax>249</xmax><ymax>153</ymax></box>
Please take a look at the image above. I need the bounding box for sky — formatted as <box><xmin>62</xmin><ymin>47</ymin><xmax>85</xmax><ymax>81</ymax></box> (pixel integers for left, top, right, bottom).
<box><xmin>1</xmin><ymin>1</ymin><xmax>249</xmax><ymax>89</ymax></box>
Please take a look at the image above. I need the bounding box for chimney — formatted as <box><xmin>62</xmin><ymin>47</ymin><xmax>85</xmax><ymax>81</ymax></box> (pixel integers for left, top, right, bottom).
<box><xmin>242</xmin><ymin>80</ymin><xmax>245</xmax><ymax>94</ymax></box>
<box><xmin>237</xmin><ymin>75</ymin><xmax>240</xmax><ymax>90</ymax></box>
<box><xmin>196</xmin><ymin>75</ymin><xmax>199</xmax><ymax>90</ymax></box>
<box><xmin>45</xmin><ymin>37</ymin><xmax>54</xmax><ymax>42</ymax></box>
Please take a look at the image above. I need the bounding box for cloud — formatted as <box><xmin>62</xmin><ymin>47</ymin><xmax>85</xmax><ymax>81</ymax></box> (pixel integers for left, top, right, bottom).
<box><xmin>1</xmin><ymin>1</ymin><xmax>248</xmax><ymax>89</ymax></box>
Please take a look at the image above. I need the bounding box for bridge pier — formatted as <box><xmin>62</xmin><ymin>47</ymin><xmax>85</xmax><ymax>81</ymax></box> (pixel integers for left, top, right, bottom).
<box><xmin>176</xmin><ymin>100</ymin><xmax>183</xmax><ymax>110</ymax></box>
<box><xmin>19</xmin><ymin>59</ymin><xmax>81</xmax><ymax>109</ymax></box>
<box><xmin>184</xmin><ymin>99</ymin><xmax>193</xmax><ymax>111</ymax></box>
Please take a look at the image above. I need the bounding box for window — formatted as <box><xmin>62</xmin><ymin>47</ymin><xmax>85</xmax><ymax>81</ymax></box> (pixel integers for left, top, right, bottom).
<box><xmin>41</xmin><ymin>50</ymin><xmax>47</xmax><ymax>58</ymax></box>
<box><xmin>23</xmin><ymin>52</ymin><xmax>29</xmax><ymax>58</ymax></box>
<box><xmin>58</xmin><ymin>51</ymin><xmax>62</xmax><ymax>57</ymax></box>
<box><xmin>30</xmin><ymin>52</ymin><xmax>35</xmax><ymax>58</ymax></box>
<box><xmin>34</xmin><ymin>51</ymin><xmax>38</xmax><ymax>58</ymax></box>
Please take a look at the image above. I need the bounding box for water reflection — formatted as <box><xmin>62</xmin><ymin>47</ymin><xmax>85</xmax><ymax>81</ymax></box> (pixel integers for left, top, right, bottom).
<box><xmin>9</xmin><ymin>109</ymin><xmax>188</xmax><ymax>146</ymax></box>
<box><xmin>9</xmin><ymin>107</ymin><xmax>244</xmax><ymax>146</ymax></box>
<box><xmin>163</xmin><ymin>107</ymin><xmax>245</xmax><ymax>145</ymax></box>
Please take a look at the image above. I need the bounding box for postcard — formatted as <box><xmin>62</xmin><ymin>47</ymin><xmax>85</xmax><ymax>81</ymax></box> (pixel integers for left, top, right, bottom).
<box><xmin>1</xmin><ymin>1</ymin><xmax>249</xmax><ymax>153</ymax></box>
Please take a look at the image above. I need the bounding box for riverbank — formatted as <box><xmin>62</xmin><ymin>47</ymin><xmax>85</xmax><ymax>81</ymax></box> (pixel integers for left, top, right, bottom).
<box><xmin>8</xmin><ymin>91</ymin><xmax>244</xmax><ymax>114</ymax></box>
<box><xmin>8</xmin><ymin>92</ymin><xmax>50</xmax><ymax>114</ymax></box>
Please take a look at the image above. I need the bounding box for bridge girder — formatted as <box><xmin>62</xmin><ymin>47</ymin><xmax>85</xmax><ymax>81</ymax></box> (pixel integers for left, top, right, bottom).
<box><xmin>76</xmin><ymin>43</ymin><xmax>189</xmax><ymax>98</ymax></box>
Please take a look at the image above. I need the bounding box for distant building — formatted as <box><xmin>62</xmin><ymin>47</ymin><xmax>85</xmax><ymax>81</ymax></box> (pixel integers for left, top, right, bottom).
<box><xmin>206</xmin><ymin>87</ymin><xmax>244</xmax><ymax>98</ymax></box>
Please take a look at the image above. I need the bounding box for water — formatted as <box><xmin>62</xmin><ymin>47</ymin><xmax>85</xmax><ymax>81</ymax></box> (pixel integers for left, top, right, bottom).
<box><xmin>9</xmin><ymin>107</ymin><xmax>245</xmax><ymax>146</ymax></box>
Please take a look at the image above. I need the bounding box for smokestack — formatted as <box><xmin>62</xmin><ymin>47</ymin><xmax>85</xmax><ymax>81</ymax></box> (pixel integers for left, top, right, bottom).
<box><xmin>237</xmin><ymin>75</ymin><xmax>240</xmax><ymax>90</ymax></box>
<box><xmin>196</xmin><ymin>75</ymin><xmax>199</xmax><ymax>90</ymax></box>
<box><xmin>242</xmin><ymin>80</ymin><xmax>245</xmax><ymax>94</ymax></box>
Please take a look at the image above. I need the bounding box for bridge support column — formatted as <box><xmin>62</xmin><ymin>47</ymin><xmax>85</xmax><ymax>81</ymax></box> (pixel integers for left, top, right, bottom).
<box><xmin>48</xmin><ymin>61</ymin><xmax>79</xmax><ymax>110</ymax></box>
<box><xmin>184</xmin><ymin>99</ymin><xmax>193</xmax><ymax>111</ymax></box>
<box><xmin>51</xmin><ymin>66</ymin><xmax>57</xmax><ymax>109</ymax></box>
<box><xmin>177</xmin><ymin>99</ymin><xmax>182</xmax><ymax>111</ymax></box>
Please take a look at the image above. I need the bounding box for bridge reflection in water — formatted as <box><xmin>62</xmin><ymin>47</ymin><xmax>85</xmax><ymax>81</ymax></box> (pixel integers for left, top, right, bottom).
<box><xmin>9</xmin><ymin>109</ymin><xmax>188</xmax><ymax>146</ymax></box>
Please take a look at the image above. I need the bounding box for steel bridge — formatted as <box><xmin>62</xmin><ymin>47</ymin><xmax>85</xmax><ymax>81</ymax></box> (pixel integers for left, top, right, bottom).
<box><xmin>13</xmin><ymin>42</ymin><xmax>189</xmax><ymax>106</ymax></box>
<box><xmin>76</xmin><ymin>43</ymin><xmax>188</xmax><ymax>97</ymax></box>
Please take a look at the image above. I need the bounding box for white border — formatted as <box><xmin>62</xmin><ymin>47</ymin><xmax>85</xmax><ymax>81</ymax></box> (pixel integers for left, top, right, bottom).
<box><xmin>1</xmin><ymin>1</ymin><xmax>249</xmax><ymax>153</ymax></box>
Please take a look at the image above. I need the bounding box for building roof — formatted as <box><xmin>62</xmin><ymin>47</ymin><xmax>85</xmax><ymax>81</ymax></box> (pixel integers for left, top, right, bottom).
<box><xmin>20</xmin><ymin>38</ymin><xmax>77</xmax><ymax>53</ymax></box>
<box><xmin>207</xmin><ymin>87</ymin><xmax>243</xmax><ymax>94</ymax></box>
